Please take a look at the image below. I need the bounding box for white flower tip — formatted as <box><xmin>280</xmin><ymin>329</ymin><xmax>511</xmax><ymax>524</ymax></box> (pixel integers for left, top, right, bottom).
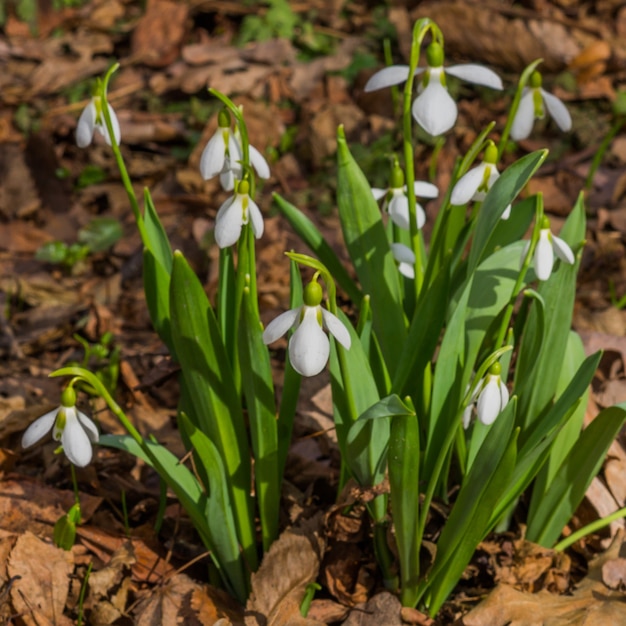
<box><xmin>412</xmin><ymin>83</ymin><xmax>457</xmax><ymax>136</ymax></box>
<box><xmin>364</xmin><ymin>65</ymin><xmax>411</xmax><ymax>92</ymax></box>
<box><xmin>322</xmin><ymin>309</ymin><xmax>351</xmax><ymax>350</ymax></box>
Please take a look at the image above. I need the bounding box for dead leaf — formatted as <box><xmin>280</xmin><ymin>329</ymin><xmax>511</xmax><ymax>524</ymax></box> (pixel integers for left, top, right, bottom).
<box><xmin>343</xmin><ymin>591</ymin><xmax>403</xmax><ymax>625</ymax></box>
<box><xmin>245</xmin><ymin>514</ymin><xmax>325</xmax><ymax>625</ymax></box>
<box><xmin>8</xmin><ymin>531</ymin><xmax>74</xmax><ymax>626</ymax></box>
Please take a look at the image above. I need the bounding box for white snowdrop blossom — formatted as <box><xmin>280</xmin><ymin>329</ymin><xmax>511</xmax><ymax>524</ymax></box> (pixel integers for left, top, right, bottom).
<box><xmin>214</xmin><ymin>179</ymin><xmax>264</xmax><ymax>248</ymax></box>
<box><xmin>372</xmin><ymin>172</ymin><xmax>438</xmax><ymax>231</ymax></box>
<box><xmin>76</xmin><ymin>95</ymin><xmax>121</xmax><ymax>148</ymax></box>
<box><xmin>523</xmin><ymin>217</ymin><xmax>575</xmax><ymax>281</ymax></box>
<box><xmin>390</xmin><ymin>243</ymin><xmax>416</xmax><ymax>279</ymax></box>
<box><xmin>365</xmin><ymin>42</ymin><xmax>502</xmax><ymax>136</ymax></box>
<box><xmin>510</xmin><ymin>71</ymin><xmax>572</xmax><ymax>141</ymax></box>
<box><xmin>450</xmin><ymin>142</ymin><xmax>511</xmax><ymax>219</ymax></box>
<box><xmin>262</xmin><ymin>280</ymin><xmax>351</xmax><ymax>377</ymax></box>
<box><xmin>463</xmin><ymin>363</ymin><xmax>509</xmax><ymax>428</ymax></box>
<box><xmin>200</xmin><ymin>110</ymin><xmax>271</xmax><ymax>191</ymax></box>
<box><xmin>22</xmin><ymin>386</ymin><xmax>99</xmax><ymax>467</ymax></box>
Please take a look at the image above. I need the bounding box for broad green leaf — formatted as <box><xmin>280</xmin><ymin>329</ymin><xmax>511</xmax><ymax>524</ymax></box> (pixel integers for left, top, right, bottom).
<box><xmin>515</xmin><ymin>194</ymin><xmax>585</xmax><ymax>430</ymax></box>
<box><xmin>526</xmin><ymin>402</ymin><xmax>626</xmax><ymax>546</ymax></box>
<box><xmin>143</xmin><ymin>188</ymin><xmax>173</xmax><ymax>273</ymax></box>
<box><xmin>273</xmin><ymin>193</ymin><xmax>361</xmax><ymax>304</ymax></box>
<box><xmin>143</xmin><ymin>249</ymin><xmax>174</xmax><ymax>355</ymax></box>
<box><xmin>336</xmin><ymin>127</ymin><xmax>406</xmax><ymax>375</ymax></box>
<box><xmin>467</xmin><ymin>150</ymin><xmax>547</xmax><ymax>274</ymax></box>
<box><xmin>238</xmin><ymin>283</ymin><xmax>279</xmax><ymax>551</ymax></box>
<box><xmin>169</xmin><ymin>251</ymin><xmax>256</xmax><ymax>569</ymax></box>
<box><xmin>99</xmin><ymin>432</ymin><xmax>248</xmax><ymax>602</ymax></box>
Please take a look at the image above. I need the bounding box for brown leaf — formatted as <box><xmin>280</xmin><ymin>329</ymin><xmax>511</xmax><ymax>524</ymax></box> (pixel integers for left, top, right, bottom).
<box><xmin>8</xmin><ymin>532</ymin><xmax>74</xmax><ymax>626</ymax></box>
<box><xmin>342</xmin><ymin>591</ymin><xmax>403</xmax><ymax>626</ymax></box>
<box><xmin>245</xmin><ymin>514</ymin><xmax>325</xmax><ymax>626</ymax></box>
<box><xmin>131</xmin><ymin>0</ymin><xmax>189</xmax><ymax>68</ymax></box>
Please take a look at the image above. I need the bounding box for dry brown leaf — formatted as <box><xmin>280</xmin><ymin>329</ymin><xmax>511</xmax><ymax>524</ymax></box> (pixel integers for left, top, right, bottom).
<box><xmin>8</xmin><ymin>532</ymin><xmax>74</xmax><ymax>626</ymax></box>
<box><xmin>245</xmin><ymin>514</ymin><xmax>325</xmax><ymax>626</ymax></box>
<box><xmin>463</xmin><ymin>531</ymin><xmax>626</xmax><ymax>626</ymax></box>
<box><xmin>343</xmin><ymin>591</ymin><xmax>403</xmax><ymax>626</ymax></box>
<box><xmin>131</xmin><ymin>0</ymin><xmax>189</xmax><ymax>67</ymax></box>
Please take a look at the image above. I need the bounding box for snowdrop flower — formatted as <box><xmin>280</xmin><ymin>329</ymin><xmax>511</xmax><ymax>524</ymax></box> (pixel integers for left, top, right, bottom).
<box><xmin>200</xmin><ymin>110</ymin><xmax>271</xmax><ymax>191</ymax></box>
<box><xmin>262</xmin><ymin>279</ymin><xmax>351</xmax><ymax>377</ymax></box>
<box><xmin>214</xmin><ymin>179</ymin><xmax>263</xmax><ymax>248</ymax></box>
<box><xmin>523</xmin><ymin>216</ymin><xmax>575</xmax><ymax>281</ymax></box>
<box><xmin>76</xmin><ymin>95</ymin><xmax>121</xmax><ymax>148</ymax></box>
<box><xmin>22</xmin><ymin>386</ymin><xmax>99</xmax><ymax>467</ymax></box>
<box><xmin>463</xmin><ymin>363</ymin><xmax>509</xmax><ymax>428</ymax></box>
<box><xmin>365</xmin><ymin>42</ymin><xmax>503</xmax><ymax>136</ymax></box>
<box><xmin>390</xmin><ymin>243</ymin><xmax>415</xmax><ymax>279</ymax></box>
<box><xmin>510</xmin><ymin>71</ymin><xmax>572</xmax><ymax>141</ymax></box>
<box><xmin>450</xmin><ymin>141</ymin><xmax>511</xmax><ymax>219</ymax></box>
<box><xmin>372</xmin><ymin>164</ymin><xmax>438</xmax><ymax>230</ymax></box>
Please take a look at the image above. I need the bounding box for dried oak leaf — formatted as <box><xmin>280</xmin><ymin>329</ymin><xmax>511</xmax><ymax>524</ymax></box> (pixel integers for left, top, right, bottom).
<box><xmin>245</xmin><ymin>514</ymin><xmax>325</xmax><ymax>626</ymax></box>
<box><xmin>463</xmin><ymin>531</ymin><xmax>626</xmax><ymax>626</ymax></box>
<box><xmin>8</xmin><ymin>531</ymin><xmax>74</xmax><ymax>626</ymax></box>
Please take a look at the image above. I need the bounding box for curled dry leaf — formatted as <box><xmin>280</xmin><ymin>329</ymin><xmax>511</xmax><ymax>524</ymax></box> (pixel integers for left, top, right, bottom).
<box><xmin>245</xmin><ymin>513</ymin><xmax>325</xmax><ymax>626</ymax></box>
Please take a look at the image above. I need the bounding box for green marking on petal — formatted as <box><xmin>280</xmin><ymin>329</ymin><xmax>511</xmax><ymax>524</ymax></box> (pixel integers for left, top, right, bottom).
<box><xmin>532</xmin><ymin>88</ymin><xmax>545</xmax><ymax>119</ymax></box>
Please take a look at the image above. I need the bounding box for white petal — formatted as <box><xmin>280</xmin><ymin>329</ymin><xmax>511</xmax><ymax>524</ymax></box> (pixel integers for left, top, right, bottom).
<box><xmin>499</xmin><ymin>381</ymin><xmax>510</xmax><ymax>411</ymax></box>
<box><xmin>228</xmin><ymin>133</ymin><xmax>243</xmax><ymax>163</ymax></box>
<box><xmin>219</xmin><ymin>162</ymin><xmax>237</xmax><ymax>191</ymax></box>
<box><xmin>510</xmin><ymin>90</ymin><xmax>535</xmax><ymax>141</ymax></box>
<box><xmin>534</xmin><ymin>230</ymin><xmax>554</xmax><ymax>281</ymax></box>
<box><xmin>364</xmin><ymin>65</ymin><xmax>411</xmax><ymax>92</ymax></box>
<box><xmin>249</xmin><ymin>144</ymin><xmax>271</xmax><ymax>179</ymax></box>
<box><xmin>445</xmin><ymin>64</ymin><xmax>503</xmax><ymax>90</ymax></box>
<box><xmin>200</xmin><ymin>130</ymin><xmax>227</xmax><ymax>180</ymax></box>
<box><xmin>450</xmin><ymin>164</ymin><xmax>487</xmax><ymax>205</ymax></box>
<box><xmin>413</xmin><ymin>181</ymin><xmax>439</xmax><ymax>199</ymax></box>
<box><xmin>477</xmin><ymin>378</ymin><xmax>502</xmax><ymax>425</ymax></box>
<box><xmin>473</xmin><ymin>167</ymin><xmax>499</xmax><ymax>202</ymax></box>
<box><xmin>214</xmin><ymin>197</ymin><xmax>243</xmax><ymax>248</ymax></box>
<box><xmin>321</xmin><ymin>308</ymin><xmax>351</xmax><ymax>350</ymax></box>
<box><xmin>397</xmin><ymin>262</ymin><xmax>415</xmax><ymax>279</ymax></box>
<box><xmin>61</xmin><ymin>412</ymin><xmax>93</xmax><ymax>467</ymax></box>
<box><xmin>416</xmin><ymin>203</ymin><xmax>426</xmax><ymax>229</ymax></box>
<box><xmin>102</xmin><ymin>103</ymin><xmax>121</xmax><ymax>146</ymax></box>
<box><xmin>247</xmin><ymin>198</ymin><xmax>264</xmax><ymax>239</ymax></box>
<box><xmin>22</xmin><ymin>409</ymin><xmax>58</xmax><ymax>448</ymax></box>
<box><xmin>552</xmin><ymin>235</ymin><xmax>575</xmax><ymax>265</ymax></box>
<box><xmin>76</xmin><ymin>101</ymin><xmax>96</xmax><ymax>148</ymax></box>
<box><xmin>412</xmin><ymin>82</ymin><xmax>457</xmax><ymax>136</ymax></box>
<box><xmin>388</xmin><ymin>194</ymin><xmax>410</xmax><ymax>229</ymax></box>
<box><xmin>391</xmin><ymin>242</ymin><xmax>415</xmax><ymax>264</ymax></box>
<box><xmin>541</xmin><ymin>89</ymin><xmax>572</xmax><ymax>132</ymax></box>
<box><xmin>501</xmin><ymin>204</ymin><xmax>512</xmax><ymax>220</ymax></box>
<box><xmin>372</xmin><ymin>187</ymin><xmax>388</xmax><ymax>201</ymax></box>
<box><xmin>77</xmin><ymin>411</ymin><xmax>99</xmax><ymax>443</ymax></box>
<box><xmin>263</xmin><ymin>307</ymin><xmax>301</xmax><ymax>344</ymax></box>
<box><xmin>289</xmin><ymin>307</ymin><xmax>330</xmax><ymax>376</ymax></box>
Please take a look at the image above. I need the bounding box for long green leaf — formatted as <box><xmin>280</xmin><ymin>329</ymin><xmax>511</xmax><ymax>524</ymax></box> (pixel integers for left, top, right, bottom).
<box><xmin>336</xmin><ymin>127</ymin><xmax>406</xmax><ymax>375</ymax></box>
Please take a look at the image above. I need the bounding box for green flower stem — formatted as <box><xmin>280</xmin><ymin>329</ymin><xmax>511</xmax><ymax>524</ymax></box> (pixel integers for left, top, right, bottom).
<box><xmin>69</xmin><ymin>463</ymin><xmax>80</xmax><ymax>507</ymax></box>
<box><xmin>493</xmin><ymin>194</ymin><xmax>544</xmax><ymax>350</ymax></box>
<box><xmin>99</xmin><ymin>64</ymin><xmax>148</xmax><ymax>246</ymax></box>
<box><xmin>554</xmin><ymin>506</ymin><xmax>626</xmax><ymax>552</ymax></box>
<box><xmin>497</xmin><ymin>58</ymin><xmax>544</xmax><ymax>159</ymax></box>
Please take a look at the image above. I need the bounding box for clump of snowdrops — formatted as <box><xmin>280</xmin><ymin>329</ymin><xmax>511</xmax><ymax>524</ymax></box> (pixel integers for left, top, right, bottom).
<box><xmin>21</xmin><ymin>16</ymin><xmax>626</xmax><ymax>617</ymax></box>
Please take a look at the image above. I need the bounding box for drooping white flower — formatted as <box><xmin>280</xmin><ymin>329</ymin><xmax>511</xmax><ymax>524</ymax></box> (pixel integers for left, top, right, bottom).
<box><xmin>523</xmin><ymin>217</ymin><xmax>575</xmax><ymax>281</ymax></box>
<box><xmin>372</xmin><ymin>164</ymin><xmax>438</xmax><ymax>230</ymax></box>
<box><xmin>200</xmin><ymin>110</ymin><xmax>271</xmax><ymax>191</ymax></box>
<box><xmin>76</xmin><ymin>95</ymin><xmax>121</xmax><ymax>148</ymax></box>
<box><xmin>390</xmin><ymin>243</ymin><xmax>415</xmax><ymax>278</ymax></box>
<box><xmin>463</xmin><ymin>363</ymin><xmax>509</xmax><ymax>428</ymax></box>
<box><xmin>365</xmin><ymin>42</ymin><xmax>502</xmax><ymax>136</ymax></box>
<box><xmin>510</xmin><ymin>71</ymin><xmax>572</xmax><ymax>141</ymax></box>
<box><xmin>450</xmin><ymin>141</ymin><xmax>511</xmax><ymax>219</ymax></box>
<box><xmin>214</xmin><ymin>179</ymin><xmax>264</xmax><ymax>248</ymax></box>
<box><xmin>22</xmin><ymin>387</ymin><xmax>99</xmax><ymax>467</ymax></box>
<box><xmin>262</xmin><ymin>280</ymin><xmax>351</xmax><ymax>377</ymax></box>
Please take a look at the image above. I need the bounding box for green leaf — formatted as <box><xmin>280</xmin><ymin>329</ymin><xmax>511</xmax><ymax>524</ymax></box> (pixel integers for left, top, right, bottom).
<box><xmin>467</xmin><ymin>150</ymin><xmax>547</xmax><ymax>274</ymax></box>
<box><xmin>238</xmin><ymin>282</ymin><xmax>279</xmax><ymax>551</ymax></box>
<box><xmin>54</xmin><ymin>503</ymin><xmax>80</xmax><ymax>551</ymax></box>
<box><xmin>143</xmin><ymin>249</ymin><xmax>174</xmax><ymax>355</ymax></box>
<box><xmin>78</xmin><ymin>217</ymin><xmax>123</xmax><ymax>252</ymax></box>
<box><xmin>273</xmin><ymin>193</ymin><xmax>361</xmax><ymax>304</ymax></box>
<box><xmin>525</xmin><ymin>402</ymin><xmax>626</xmax><ymax>546</ymax></box>
<box><xmin>36</xmin><ymin>241</ymin><xmax>68</xmax><ymax>264</ymax></box>
<box><xmin>143</xmin><ymin>188</ymin><xmax>173</xmax><ymax>273</ymax></box>
<box><xmin>336</xmin><ymin>128</ymin><xmax>407</xmax><ymax>375</ymax></box>
<box><xmin>76</xmin><ymin>164</ymin><xmax>107</xmax><ymax>188</ymax></box>
<box><xmin>169</xmin><ymin>251</ymin><xmax>256</xmax><ymax>570</ymax></box>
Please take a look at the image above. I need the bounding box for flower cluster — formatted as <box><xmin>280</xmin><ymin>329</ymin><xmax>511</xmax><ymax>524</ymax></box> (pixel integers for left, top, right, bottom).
<box><xmin>263</xmin><ymin>279</ymin><xmax>351</xmax><ymax>377</ymax></box>
<box><xmin>22</xmin><ymin>386</ymin><xmax>99</xmax><ymax>467</ymax></box>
